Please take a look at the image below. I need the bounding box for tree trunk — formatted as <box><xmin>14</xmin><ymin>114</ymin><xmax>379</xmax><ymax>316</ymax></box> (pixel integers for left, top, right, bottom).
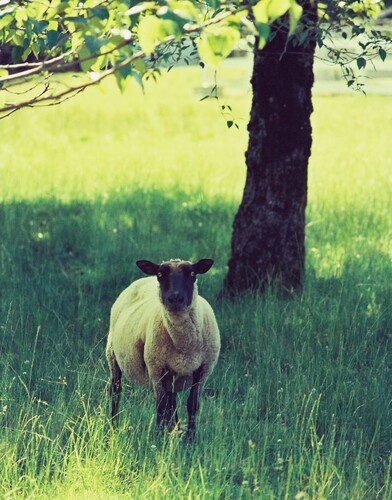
<box><xmin>224</xmin><ymin>3</ymin><xmax>317</xmax><ymax>295</ymax></box>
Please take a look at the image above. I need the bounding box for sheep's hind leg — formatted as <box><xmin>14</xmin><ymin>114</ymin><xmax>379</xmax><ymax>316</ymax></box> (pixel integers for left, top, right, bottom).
<box><xmin>108</xmin><ymin>355</ymin><xmax>122</xmax><ymax>424</ymax></box>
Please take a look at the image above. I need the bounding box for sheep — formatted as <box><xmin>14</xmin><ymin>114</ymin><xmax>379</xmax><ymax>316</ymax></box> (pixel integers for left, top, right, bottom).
<box><xmin>106</xmin><ymin>258</ymin><xmax>220</xmax><ymax>441</ymax></box>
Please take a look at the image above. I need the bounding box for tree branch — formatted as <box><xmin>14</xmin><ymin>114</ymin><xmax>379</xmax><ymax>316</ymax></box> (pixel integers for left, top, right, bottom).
<box><xmin>0</xmin><ymin>9</ymin><xmax>237</xmax><ymax>117</ymax></box>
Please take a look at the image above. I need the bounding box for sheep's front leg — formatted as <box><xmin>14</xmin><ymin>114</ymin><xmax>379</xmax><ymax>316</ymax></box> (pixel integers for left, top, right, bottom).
<box><xmin>186</xmin><ymin>365</ymin><xmax>204</xmax><ymax>441</ymax></box>
<box><xmin>154</xmin><ymin>383</ymin><xmax>178</xmax><ymax>433</ymax></box>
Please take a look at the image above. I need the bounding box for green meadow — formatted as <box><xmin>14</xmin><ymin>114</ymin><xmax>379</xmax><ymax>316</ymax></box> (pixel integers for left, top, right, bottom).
<box><xmin>0</xmin><ymin>66</ymin><xmax>391</xmax><ymax>498</ymax></box>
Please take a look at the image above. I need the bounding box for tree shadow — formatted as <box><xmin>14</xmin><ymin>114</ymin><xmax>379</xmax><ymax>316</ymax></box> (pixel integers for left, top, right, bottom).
<box><xmin>0</xmin><ymin>188</ymin><xmax>236</xmax><ymax>400</ymax></box>
<box><xmin>0</xmin><ymin>190</ymin><xmax>390</xmax><ymax>477</ymax></box>
<box><xmin>0</xmin><ymin>190</ymin><xmax>390</xmax><ymax>401</ymax></box>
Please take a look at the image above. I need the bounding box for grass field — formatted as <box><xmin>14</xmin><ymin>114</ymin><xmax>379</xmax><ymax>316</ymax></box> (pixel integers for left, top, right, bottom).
<box><xmin>0</xmin><ymin>66</ymin><xmax>391</xmax><ymax>498</ymax></box>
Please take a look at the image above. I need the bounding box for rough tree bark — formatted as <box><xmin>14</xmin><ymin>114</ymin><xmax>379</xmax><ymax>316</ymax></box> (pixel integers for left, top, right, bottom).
<box><xmin>224</xmin><ymin>1</ymin><xmax>317</xmax><ymax>295</ymax></box>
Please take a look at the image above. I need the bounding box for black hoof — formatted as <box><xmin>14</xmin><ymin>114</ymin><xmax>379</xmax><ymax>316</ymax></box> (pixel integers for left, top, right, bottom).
<box><xmin>184</xmin><ymin>428</ymin><xmax>196</xmax><ymax>442</ymax></box>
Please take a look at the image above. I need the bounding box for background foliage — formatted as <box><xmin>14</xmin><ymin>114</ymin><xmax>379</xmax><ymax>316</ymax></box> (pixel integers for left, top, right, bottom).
<box><xmin>1</xmin><ymin>0</ymin><xmax>391</xmax><ymax>115</ymax></box>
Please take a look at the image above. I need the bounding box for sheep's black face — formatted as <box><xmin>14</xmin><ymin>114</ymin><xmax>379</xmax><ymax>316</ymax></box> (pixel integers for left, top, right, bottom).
<box><xmin>157</xmin><ymin>262</ymin><xmax>195</xmax><ymax>312</ymax></box>
<box><xmin>136</xmin><ymin>259</ymin><xmax>214</xmax><ymax>313</ymax></box>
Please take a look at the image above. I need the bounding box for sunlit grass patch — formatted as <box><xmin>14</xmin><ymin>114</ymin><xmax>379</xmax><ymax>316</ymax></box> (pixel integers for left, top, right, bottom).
<box><xmin>0</xmin><ymin>67</ymin><xmax>249</xmax><ymax>203</ymax></box>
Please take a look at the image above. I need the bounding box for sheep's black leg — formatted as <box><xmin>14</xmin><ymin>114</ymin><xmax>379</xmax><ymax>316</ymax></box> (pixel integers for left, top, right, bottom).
<box><xmin>186</xmin><ymin>365</ymin><xmax>204</xmax><ymax>441</ymax></box>
<box><xmin>109</xmin><ymin>358</ymin><xmax>122</xmax><ymax>424</ymax></box>
<box><xmin>156</xmin><ymin>391</ymin><xmax>178</xmax><ymax>432</ymax></box>
<box><xmin>168</xmin><ymin>392</ymin><xmax>179</xmax><ymax>431</ymax></box>
<box><xmin>156</xmin><ymin>392</ymin><xmax>169</xmax><ymax>431</ymax></box>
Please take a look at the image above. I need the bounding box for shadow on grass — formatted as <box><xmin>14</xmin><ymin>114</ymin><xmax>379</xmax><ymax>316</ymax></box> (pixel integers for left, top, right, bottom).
<box><xmin>0</xmin><ymin>189</ymin><xmax>391</xmax><ymax>493</ymax></box>
<box><xmin>0</xmin><ymin>187</ymin><xmax>390</xmax><ymax>369</ymax></box>
<box><xmin>0</xmin><ymin>188</ymin><xmax>235</xmax><ymax>391</ymax></box>
<box><xmin>0</xmin><ymin>188</ymin><xmax>390</xmax><ymax>367</ymax></box>
<box><xmin>0</xmin><ymin>187</ymin><xmax>236</xmax><ymax>291</ymax></box>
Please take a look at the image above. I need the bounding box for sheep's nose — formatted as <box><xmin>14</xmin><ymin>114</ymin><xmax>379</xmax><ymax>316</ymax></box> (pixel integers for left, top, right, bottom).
<box><xmin>168</xmin><ymin>292</ymin><xmax>185</xmax><ymax>305</ymax></box>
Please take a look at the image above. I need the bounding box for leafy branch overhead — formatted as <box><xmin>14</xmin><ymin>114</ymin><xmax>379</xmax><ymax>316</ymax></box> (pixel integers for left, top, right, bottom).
<box><xmin>0</xmin><ymin>0</ymin><xmax>391</xmax><ymax>116</ymax></box>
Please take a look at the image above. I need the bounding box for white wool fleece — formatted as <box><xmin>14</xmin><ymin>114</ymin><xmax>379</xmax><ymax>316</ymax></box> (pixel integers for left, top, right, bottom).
<box><xmin>107</xmin><ymin>276</ymin><xmax>220</xmax><ymax>393</ymax></box>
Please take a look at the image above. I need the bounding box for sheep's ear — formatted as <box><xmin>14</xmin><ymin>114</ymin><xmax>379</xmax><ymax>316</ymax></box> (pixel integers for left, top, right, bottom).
<box><xmin>193</xmin><ymin>259</ymin><xmax>214</xmax><ymax>275</ymax></box>
<box><xmin>136</xmin><ymin>260</ymin><xmax>160</xmax><ymax>276</ymax></box>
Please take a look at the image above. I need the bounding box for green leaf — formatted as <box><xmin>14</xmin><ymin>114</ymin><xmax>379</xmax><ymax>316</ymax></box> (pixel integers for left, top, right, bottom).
<box><xmin>253</xmin><ymin>1</ymin><xmax>268</xmax><ymax>24</ymax></box>
<box><xmin>89</xmin><ymin>54</ymin><xmax>108</xmax><ymax>72</ymax></box>
<box><xmin>64</xmin><ymin>16</ymin><xmax>88</xmax><ymax>26</ymax></box>
<box><xmin>131</xmin><ymin>69</ymin><xmax>144</xmax><ymax>91</ymax></box>
<box><xmin>125</xmin><ymin>3</ymin><xmax>156</xmax><ymax>16</ymax></box>
<box><xmin>78</xmin><ymin>46</ymin><xmax>96</xmax><ymax>72</ymax></box>
<box><xmin>356</xmin><ymin>57</ymin><xmax>366</xmax><ymax>70</ymax></box>
<box><xmin>0</xmin><ymin>13</ymin><xmax>13</xmax><ymax>31</ymax></box>
<box><xmin>84</xmin><ymin>35</ymin><xmax>108</xmax><ymax>54</ymax></box>
<box><xmin>254</xmin><ymin>0</ymin><xmax>290</xmax><ymax>23</ymax></box>
<box><xmin>297</xmin><ymin>29</ymin><xmax>308</xmax><ymax>45</ymax></box>
<box><xmin>47</xmin><ymin>30</ymin><xmax>61</xmax><ymax>49</ymax></box>
<box><xmin>71</xmin><ymin>31</ymin><xmax>84</xmax><ymax>52</ymax></box>
<box><xmin>288</xmin><ymin>0</ymin><xmax>303</xmax><ymax>34</ymax></box>
<box><xmin>255</xmin><ymin>23</ymin><xmax>271</xmax><ymax>50</ymax></box>
<box><xmin>159</xmin><ymin>10</ymin><xmax>189</xmax><ymax>30</ymax></box>
<box><xmin>117</xmin><ymin>65</ymin><xmax>132</xmax><ymax>79</ymax></box>
<box><xmin>15</xmin><ymin>6</ymin><xmax>28</xmax><ymax>26</ymax></box>
<box><xmin>267</xmin><ymin>0</ymin><xmax>290</xmax><ymax>22</ymax></box>
<box><xmin>114</xmin><ymin>65</ymin><xmax>133</xmax><ymax>93</ymax></box>
<box><xmin>22</xmin><ymin>46</ymin><xmax>33</xmax><ymax>62</ymax></box>
<box><xmin>159</xmin><ymin>19</ymin><xmax>182</xmax><ymax>39</ymax></box>
<box><xmin>46</xmin><ymin>0</ymin><xmax>68</xmax><ymax>19</ymax></box>
<box><xmin>114</xmin><ymin>71</ymin><xmax>128</xmax><ymax>93</ymax></box>
<box><xmin>90</xmin><ymin>6</ymin><xmax>109</xmax><ymax>20</ymax></box>
<box><xmin>11</xmin><ymin>46</ymin><xmax>23</xmax><ymax>63</ymax></box>
<box><xmin>29</xmin><ymin>0</ymin><xmax>50</xmax><ymax>19</ymax></box>
<box><xmin>31</xmin><ymin>41</ymin><xmax>41</xmax><ymax>58</ymax></box>
<box><xmin>138</xmin><ymin>16</ymin><xmax>157</xmax><ymax>56</ymax></box>
<box><xmin>378</xmin><ymin>48</ymin><xmax>387</xmax><ymax>62</ymax></box>
<box><xmin>12</xmin><ymin>31</ymin><xmax>24</xmax><ymax>47</ymax></box>
<box><xmin>32</xmin><ymin>20</ymin><xmax>49</xmax><ymax>35</ymax></box>
<box><xmin>169</xmin><ymin>0</ymin><xmax>198</xmax><ymax>21</ymax></box>
<box><xmin>138</xmin><ymin>16</ymin><xmax>181</xmax><ymax>56</ymax></box>
<box><xmin>198</xmin><ymin>26</ymin><xmax>240</xmax><ymax>67</ymax></box>
<box><xmin>133</xmin><ymin>58</ymin><xmax>146</xmax><ymax>75</ymax></box>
